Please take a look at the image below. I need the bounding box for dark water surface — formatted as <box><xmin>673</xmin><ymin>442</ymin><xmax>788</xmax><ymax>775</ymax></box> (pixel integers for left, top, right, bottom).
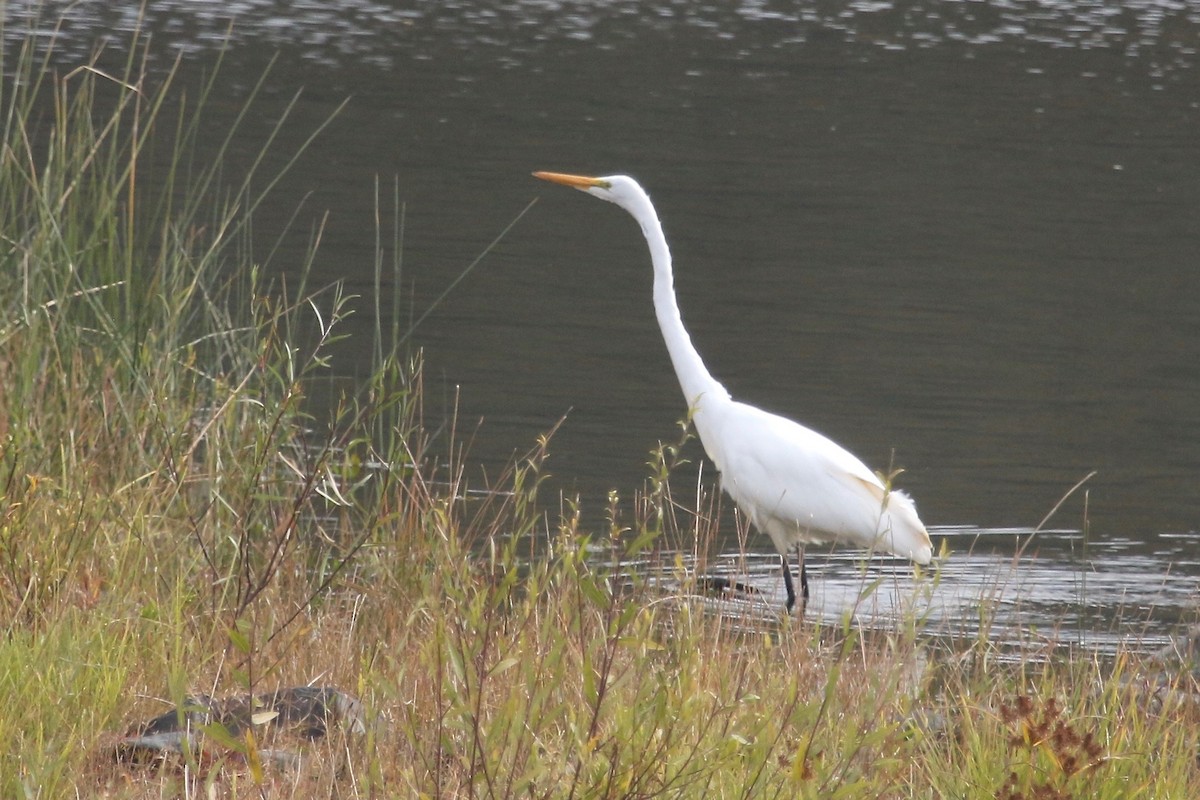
<box><xmin>7</xmin><ymin>1</ymin><xmax>1199</xmax><ymax>645</ymax></box>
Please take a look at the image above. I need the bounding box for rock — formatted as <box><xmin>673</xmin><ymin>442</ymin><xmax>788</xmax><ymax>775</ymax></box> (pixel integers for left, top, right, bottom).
<box><xmin>114</xmin><ymin>686</ymin><xmax>366</xmax><ymax>768</ymax></box>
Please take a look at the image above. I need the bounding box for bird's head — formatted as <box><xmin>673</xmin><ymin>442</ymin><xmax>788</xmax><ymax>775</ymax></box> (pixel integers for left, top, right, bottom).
<box><xmin>533</xmin><ymin>171</ymin><xmax>649</xmax><ymax>213</ymax></box>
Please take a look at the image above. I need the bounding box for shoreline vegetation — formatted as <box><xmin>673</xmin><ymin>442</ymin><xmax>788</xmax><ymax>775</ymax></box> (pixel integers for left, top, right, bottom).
<box><xmin>2</xmin><ymin>25</ymin><xmax>1197</xmax><ymax>799</ymax></box>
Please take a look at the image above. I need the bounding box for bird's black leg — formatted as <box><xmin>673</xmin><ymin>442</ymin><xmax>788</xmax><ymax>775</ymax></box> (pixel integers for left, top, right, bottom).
<box><xmin>780</xmin><ymin>553</ymin><xmax>796</xmax><ymax>613</ymax></box>
<box><xmin>782</xmin><ymin>546</ymin><xmax>811</xmax><ymax>618</ymax></box>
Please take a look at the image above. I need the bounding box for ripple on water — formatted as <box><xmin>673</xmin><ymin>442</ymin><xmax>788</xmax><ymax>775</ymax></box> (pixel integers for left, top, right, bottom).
<box><xmin>636</xmin><ymin>525</ymin><xmax>1200</xmax><ymax>657</ymax></box>
<box><xmin>5</xmin><ymin>0</ymin><xmax>1199</xmax><ymax>78</ymax></box>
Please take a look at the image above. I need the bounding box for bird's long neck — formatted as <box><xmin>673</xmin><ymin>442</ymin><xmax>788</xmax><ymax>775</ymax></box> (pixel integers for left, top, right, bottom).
<box><xmin>636</xmin><ymin>205</ymin><xmax>730</xmax><ymax>412</ymax></box>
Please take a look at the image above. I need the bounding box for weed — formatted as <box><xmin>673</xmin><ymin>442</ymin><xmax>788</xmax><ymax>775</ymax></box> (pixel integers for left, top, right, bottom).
<box><xmin>996</xmin><ymin>693</ymin><xmax>1106</xmax><ymax>800</ymax></box>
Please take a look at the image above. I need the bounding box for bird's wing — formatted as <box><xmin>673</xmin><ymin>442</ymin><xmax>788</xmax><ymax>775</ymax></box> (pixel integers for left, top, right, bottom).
<box><xmin>699</xmin><ymin>401</ymin><xmax>903</xmax><ymax>550</ymax></box>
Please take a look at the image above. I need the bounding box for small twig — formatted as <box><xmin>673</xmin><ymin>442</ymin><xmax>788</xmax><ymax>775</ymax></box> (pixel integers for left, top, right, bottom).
<box><xmin>1016</xmin><ymin>470</ymin><xmax>1099</xmax><ymax>560</ymax></box>
<box><xmin>400</xmin><ymin>197</ymin><xmax>538</xmax><ymax>342</ymax></box>
<box><xmin>0</xmin><ymin>281</ymin><xmax>126</xmax><ymax>340</ymax></box>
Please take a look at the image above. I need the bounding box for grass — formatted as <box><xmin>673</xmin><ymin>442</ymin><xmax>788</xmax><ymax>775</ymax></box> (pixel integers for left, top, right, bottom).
<box><xmin>2</xmin><ymin>18</ymin><xmax>1198</xmax><ymax>800</ymax></box>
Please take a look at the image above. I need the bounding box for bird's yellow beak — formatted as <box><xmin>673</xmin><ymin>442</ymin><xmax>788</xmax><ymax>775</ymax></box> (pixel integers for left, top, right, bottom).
<box><xmin>533</xmin><ymin>171</ymin><xmax>610</xmax><ymax>190</ymax></box>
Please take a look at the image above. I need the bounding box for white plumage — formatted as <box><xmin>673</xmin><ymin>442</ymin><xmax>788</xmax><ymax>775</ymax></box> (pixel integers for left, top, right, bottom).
<box><xmin>534</xmin><ymin>171</ymin><xmax>932</xmax><ymax>612</ymax></box>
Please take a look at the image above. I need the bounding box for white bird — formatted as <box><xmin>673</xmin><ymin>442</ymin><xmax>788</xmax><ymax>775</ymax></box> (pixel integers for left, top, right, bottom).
<box><xmin>533</xmin><ymin>171</ymin><xmax>933</xmax><ymax>614</ymax></box>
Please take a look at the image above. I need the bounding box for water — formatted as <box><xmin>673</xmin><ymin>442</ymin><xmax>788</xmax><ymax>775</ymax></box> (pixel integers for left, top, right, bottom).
<box><xmin>6</xmin><ymin>0</ymin><xmax>1199</xmax><ymax>648</ymax></box>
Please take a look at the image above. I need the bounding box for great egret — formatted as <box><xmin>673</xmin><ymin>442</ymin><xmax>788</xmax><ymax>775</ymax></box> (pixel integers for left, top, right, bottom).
<box><xmin>533</xmin><ymin>171</ymin><xmax>933</xmax><ymax>614</ymax></box>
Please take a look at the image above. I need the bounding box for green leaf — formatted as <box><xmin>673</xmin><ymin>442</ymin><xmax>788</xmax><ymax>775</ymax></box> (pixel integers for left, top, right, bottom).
<box><xmin>200</xmin><ymin>721</ymin><xmax>245</xmax><ymax>753</ymax></box>
<box><xmin>228</xmin><ymin>620</ymin><xmax>252</xmax><ymax>654</ymax></box>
